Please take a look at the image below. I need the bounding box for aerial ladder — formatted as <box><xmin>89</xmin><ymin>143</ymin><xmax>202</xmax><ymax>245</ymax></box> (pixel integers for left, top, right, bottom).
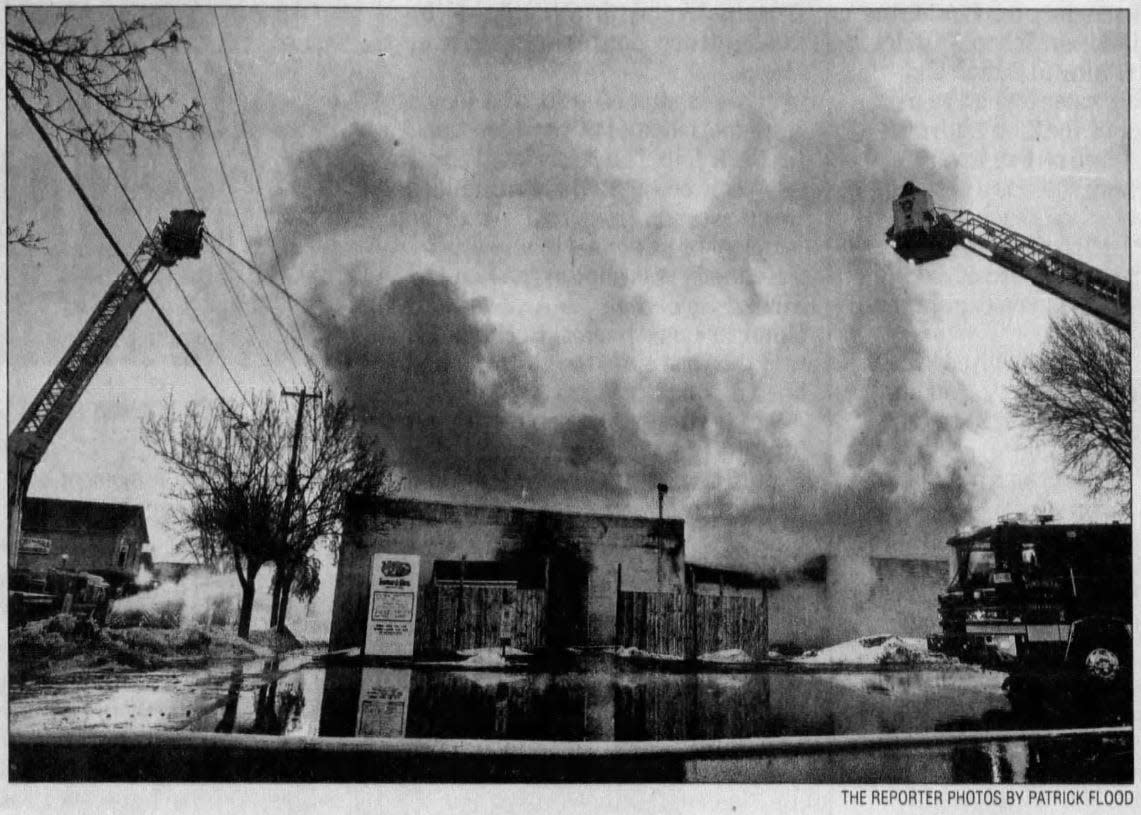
<box><xmin>884</xmin><ymin>182</ymin><xmax>1130</xmax><ymax>332</ymax></box>
<box><xmin>7</xmin><ymin>210</ymin><xmax>206</xmax><ymax>569</ymax></box>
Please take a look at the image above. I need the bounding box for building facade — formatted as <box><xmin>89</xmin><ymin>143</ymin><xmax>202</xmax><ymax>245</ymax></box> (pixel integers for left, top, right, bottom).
<box><xmin>329</xmin><ymin>495</ymin><xmax>686</xmax><ymax>650</ymax></box>
<box><xmin>19</xmin><ymin>497</ymin><xmax>149</xmax><ymax>588</ymax></box>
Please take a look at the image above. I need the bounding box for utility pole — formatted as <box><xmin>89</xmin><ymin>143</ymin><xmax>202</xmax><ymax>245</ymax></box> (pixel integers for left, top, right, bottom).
<box><xmin>271</xmin><ymin>386</ymin><xmax>321</xmax><ymax>630</ymax></box>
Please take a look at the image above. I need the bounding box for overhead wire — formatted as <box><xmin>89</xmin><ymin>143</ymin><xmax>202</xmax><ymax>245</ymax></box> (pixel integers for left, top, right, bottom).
<box><xmin>206</xmin><ymin>232</ymin><xmax>323</xmax><ymax>326</ymax></box>
<box><xmin>166</xmin><ymin>268</ymin><xmax>256</xmax><ymax>412</ymax></box>
<box><xmin>222</xmin><ymin>258</ymin><xmax>320</xmax><ymax>370</ymax></box>
<box><xmin>20</xmin><ymin>9</ymin><xmax>150</xmax><ymax>236</ymax></box>
<box><xmin>16</xmin><ymin>9</ymin><xmax>248</xmax><ymax>421</ymax></box>
<box><xmin>111</xmin><ymin>8</ymin><xmax>199</xmax><ymax>211</ymax></box>
<box><xmin>109</xmin><ymin>8</ymin><xmax>287</xmax><ymax>391</ymax></box>
<box><xmin>7</xmin><ymin>74</ymin><xmax>244</xmax><ymax>424</ymax></box>
<box><xmin>207</xmin><ymin>232</ymin><xmax>327</xmax><ymax>376</ymax></box>
<box><xmin>213</xmin><ymin>8</ymin><xmax>310</xmax><ymax>362</ymax></box>
<box><xmin>207</xmin><ymin>241</ymin><xmax>286</xmax><ymax>387</ymax></box>
<box><xmin>94</xmin><ymin>7</ymin><xmax>255</xmax><ymax>412</ymax></box>
<box><xmin>173</xmin><ymin>9</ymin><xmax>303</xmax><ymax>380</ymax></box>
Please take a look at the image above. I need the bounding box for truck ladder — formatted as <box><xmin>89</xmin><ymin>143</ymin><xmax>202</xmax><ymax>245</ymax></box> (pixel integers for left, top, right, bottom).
<box><xmin>9</xmin><ymin>225</ymin><xmax>166</xmax><ymax>466</ymax></box>
<box><xmin>942</xmin><ymin>209</ymin><xmax>1130</xmax><ymax>332</ymax></box>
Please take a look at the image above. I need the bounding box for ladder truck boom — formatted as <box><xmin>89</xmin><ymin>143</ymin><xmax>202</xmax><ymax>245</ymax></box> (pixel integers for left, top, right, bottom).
<box><xmin>885</xmin><ymin>182</ymin><xmax>1130</xmax><ymax>332</ymax></box>
<box><xmin>7</xmin><ymin>210</ymin><xmax>205</xmax><ymax>569</ymax></box>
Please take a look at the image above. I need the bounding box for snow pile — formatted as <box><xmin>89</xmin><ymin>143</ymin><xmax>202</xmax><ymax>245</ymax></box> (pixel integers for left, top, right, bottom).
<box><xmin>615</xmin><ymin>646</ymin><xmax>685</xmax><ymax>662</ymax></box>
<box><xmin>794</xmin><ymin>635</ymin><xmax>952</xmax><ymax>666</ymax></box>
<box><xmin>454</xmin><ymin>646</ymin><xmax>531</xmax><ymax>667</ymax></box>
<box><xmin>698</xmin><ymin>648</ymin><xmax>754</xmax><ymax>664</ymax></box>
<box><xmin>819</xmin><ymin>669</ymin><xmax>1006</xmax><ymax>696</ymax></box>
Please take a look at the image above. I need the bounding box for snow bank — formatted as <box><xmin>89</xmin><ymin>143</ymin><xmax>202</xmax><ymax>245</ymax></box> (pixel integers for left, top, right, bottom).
<box><xmin>453</xmin><ymin>646</ymin><xmax>530</xmax><ymax>667</ymax></box>
<box><xmin>819</xmin><ymin>669</ymin><xmax>1007</xmax><ymax>695</ymax></box>
<box><xmin>794</xmin><ymin>634</ymin><xmax>953</xmax><ymax>666</ymax></box>
<box><xmin>615</xmin><ymin>646</ymin><xmax>684</xmax><ymax>662</ymax></box>
<box><xmin>698</xmin><ymin>648</ymin><xmax>754</xmax><ymax>664</ymax></box>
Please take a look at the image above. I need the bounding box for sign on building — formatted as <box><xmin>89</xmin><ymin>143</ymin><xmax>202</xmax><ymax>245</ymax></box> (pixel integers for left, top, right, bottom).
<box><xmin>356</xmin><ymin>667</ymin><xmax>412</xmax><ymax>737</ymax></box>
<box><xmin>363</xmin><ymin>553</ymin><xmax>420</xmax><ymax>657</ymax></box>
<box><xmin>18</xmin><ymin>537</ymin><xmax>51</xmax><ymax>555</ymax></box>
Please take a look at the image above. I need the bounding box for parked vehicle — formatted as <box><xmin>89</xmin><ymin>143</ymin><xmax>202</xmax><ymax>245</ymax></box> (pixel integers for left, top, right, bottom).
<box><xmin>8</xmin><ymin>567</ymin><xmax>112</xmax><ymax>628</ymax></box>
<box><xmin>928</xmin><ymin>517</ymin><xmax>1131</xmax><ymax>686</ymax></box>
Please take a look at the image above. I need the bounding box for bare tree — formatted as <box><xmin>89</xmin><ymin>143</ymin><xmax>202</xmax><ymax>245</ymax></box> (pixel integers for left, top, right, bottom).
<box><xmin>7</xmin><ymin>222</ymin><xmax>46</xmax><ymax>249</ymax></box>
<box><xmin>268</xmin><ymin>391</ymin><xmax>398</xmax><ymax>634</ymax></box>
<box><xmin>7</xmin><ymin>7</ymin><xmax>198</xmax><ymax>154</ymax></box>
<box><xmin>1008</xmin><ymin>316</ymin><xmax>1130</xmax><ymax>503</ymax></box>
<box><xmin>143</xmin><ymin>390</ymin><xmax>396</xmax><ymax>639</ymax></box>
<box><xmin>143</xmin><ymin>396</ymin><xmax>288</xmax><ymax>637</ymax></box>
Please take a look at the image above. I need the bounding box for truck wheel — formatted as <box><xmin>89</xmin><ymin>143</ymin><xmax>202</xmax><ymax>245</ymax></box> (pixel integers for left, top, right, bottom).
<box><xmin>1083</xmin><ymin>647</ymin><xmax>1121</xmax><ymax>682</ymax></box>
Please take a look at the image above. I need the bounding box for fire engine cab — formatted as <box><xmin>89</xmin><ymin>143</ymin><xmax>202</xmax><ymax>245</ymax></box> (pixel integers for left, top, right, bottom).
<box><xmin>930</xmin><ymin>517</ymin><xmax>1131</xmax><ymax>683</ymax></box>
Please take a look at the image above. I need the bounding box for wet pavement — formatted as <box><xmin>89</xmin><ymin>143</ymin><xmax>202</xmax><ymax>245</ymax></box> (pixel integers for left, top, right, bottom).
<box><xmin>9</xmin><ymin>655</ymin><xmax>1131</xmax><ymax>782</ymax></box>
<box><xmin>1</xmin><ymin>653</ymin><xmax>1063</xmax><ymax>739</ymax></box>
<box><xmin>8</xmin><ymin>652</ymin><xmax>317</xmax><ymax>733</ymax></box>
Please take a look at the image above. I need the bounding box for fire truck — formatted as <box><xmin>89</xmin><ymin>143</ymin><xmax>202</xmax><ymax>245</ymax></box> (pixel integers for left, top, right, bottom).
<box><xmin>885</xmin><ymin>184</ymin><xmax>1132</xmax><ymax>687</ymax></box>
<box><xmin>929</xmin><ymin>517</ymin><xmax>1131</xmax><ymax>683</ymax></box>
<box><xmin>7</xmin><ymin>210</ymin><xmax>205</xmax><ymax>626</ymax></box>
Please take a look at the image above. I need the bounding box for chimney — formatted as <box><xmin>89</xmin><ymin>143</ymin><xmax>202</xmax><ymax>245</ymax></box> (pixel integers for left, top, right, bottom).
<box><xmin>655</xmin><ymin>483</ymin><xmax>668</xmax><ymax>588</ymax></box>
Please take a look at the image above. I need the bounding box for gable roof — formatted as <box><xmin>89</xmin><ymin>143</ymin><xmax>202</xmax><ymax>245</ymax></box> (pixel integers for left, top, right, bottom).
<box><xmin>22</xmin><ymin>497</ymin><xmax>149</xmax><ymax>540</ymax></box>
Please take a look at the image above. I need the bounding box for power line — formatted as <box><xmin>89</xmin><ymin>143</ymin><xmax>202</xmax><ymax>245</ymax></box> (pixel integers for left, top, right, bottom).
<box><xmin>166</xmin><ymin>267</ymin><xmax>255</xmax><ymax>413</ymax></box>
<box><xmin>213</xmin><ymin>8</ymin><xmax>309</xmax><ymax>360</ymax></box>
<box><xmin>8</xmin><ymin>75</ymin><xmax>243</xmax><ymax>424</ymax></box>
<box><xmin>111</xmin><ymin>8</ymin><xmax>279</xmax><ymax>392</ymax></box>
<box><xmin>21</xmin><ymin>9</ymin><xmax>150</xmax><ymax>236</ymax></box>
<box><xmin>103</xmin><ymin>10</ymin><xmax>267</xmax><ymax>411</ymax></box>
<box><xmin>206</xmin><ymin>233</ymin><xmax>324</xmax><ymax>327</ymax></box>
<box><xmin>207</xmin><ymin>240</ymin><xmax>285</xmax><ymax>387</ymax></box>
<box><xmin>111</xmin><ymin>8</ymin><xmax>199</xmax><ymax>211</ymax></box>
<box><xmin>206</xmin><ymin>234</ymin><xmax>322</xmax><ymax>372</ymax></box>
<box><xmin>174</xmin><ymin>11</ymin><xmax>303</xmax><ymax>379</ymax></box>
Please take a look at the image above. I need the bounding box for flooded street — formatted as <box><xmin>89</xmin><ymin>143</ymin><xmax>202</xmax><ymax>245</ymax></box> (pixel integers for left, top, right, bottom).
<box><xmin>9</xmin><ymin>657</ymin><xmax>1131</xmax><ymax>783</ymax></box>
<box><xmin>3</xmin><ymin>657</ymin><xmax>1025</xmax><ymax>740</ymax></box>
<box><xmin>7</xmin><ymin>653</ymin><xmax>318</xmax><ymax>734</ymax></box>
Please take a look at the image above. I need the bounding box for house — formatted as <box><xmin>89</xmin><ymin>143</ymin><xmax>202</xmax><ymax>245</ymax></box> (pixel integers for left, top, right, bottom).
<box><xmin>329</xmin><ymin>495</ymin><xmax>686</xmax><ymax>651</ymax></box>
<box><xmin>19</xmin><ymin>497</ymin><xmax>149</xmax><ymax>590</ymax></box>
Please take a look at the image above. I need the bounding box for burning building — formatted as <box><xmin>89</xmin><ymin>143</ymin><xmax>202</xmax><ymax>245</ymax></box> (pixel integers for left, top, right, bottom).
<box><xmin>328</xmin><ymin>495</ymin><xmax>685</xmax><ymax>651</ymax></box>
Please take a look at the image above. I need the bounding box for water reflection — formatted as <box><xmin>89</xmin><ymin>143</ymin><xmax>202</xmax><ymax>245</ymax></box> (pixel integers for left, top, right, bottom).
<box><xmin>950</xmin><ymin>736</ymin><xmax>1133</xmax><ymax>784</ymax></box>
<box><xmin>11</xmin><ymin>658</ymin><xmax>1129</xmax><ymax>782</ymax></box>
<box><xmin>191</xmin><ymin>657</ymin><xmax>322</xmax><ymax>737</ymax></box>
<box><xmin>304</xmin><ymin>666</ymin><xmax>1011</xmax><ymax>742</ymax></box>
<box><xmin>176</xmin><ymin>659</ymin><xmax>1126</xmax><ymax>779</ymax></box>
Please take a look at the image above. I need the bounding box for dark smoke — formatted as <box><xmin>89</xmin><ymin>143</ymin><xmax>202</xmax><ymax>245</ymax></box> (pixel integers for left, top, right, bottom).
<box><xmin>281</xmin><ymin>18</ymin><xmax>976</xmax><ymax>571</ymax></box>
<box><xmin>270</xmin><ymin>123</ymin><xmax>448</xmax><ymax>271</ymax></box>
<box><xmin>315</xmin><ymin>274</ymin><xmax>635</xmax><ymax>507</ymax></box>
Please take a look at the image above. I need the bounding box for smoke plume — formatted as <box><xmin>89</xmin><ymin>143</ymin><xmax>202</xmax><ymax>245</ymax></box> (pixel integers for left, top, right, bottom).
<box><xmin>273</xmin><ymin>13</ymin><xmax>976</xmax><ymax>570</ymax></box>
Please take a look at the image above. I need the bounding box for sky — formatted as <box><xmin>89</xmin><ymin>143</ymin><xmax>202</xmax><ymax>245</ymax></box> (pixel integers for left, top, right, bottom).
<box><xmin>6</xmin><ymin>8</ymin><xmax>1130</xmax><ymax>572</ymax></box>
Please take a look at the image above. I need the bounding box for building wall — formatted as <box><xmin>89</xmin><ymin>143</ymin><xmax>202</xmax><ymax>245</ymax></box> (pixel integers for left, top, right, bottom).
<box><xmin>866</xmin><ymin>556</ymin><xmax>948</xmax><ymax>638</ymax></box>
<box><xmin>766</xmin><ymin>581</ymin><xmax>831</xmax><ymax>648</ymax></box>
<box><xmin>330</xmin><ymin>496</ymin><xmax>685</xmax><ymax>651</ymax></box>
<box><xmin>763</xmin><ymin>554</ymin><xmax>949</xmax><ymax>649</ymax></box>
<box><xmin>19</xmin><ymin>499</ymin><xmax>148</xmax><ymax>582</ymax></box>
